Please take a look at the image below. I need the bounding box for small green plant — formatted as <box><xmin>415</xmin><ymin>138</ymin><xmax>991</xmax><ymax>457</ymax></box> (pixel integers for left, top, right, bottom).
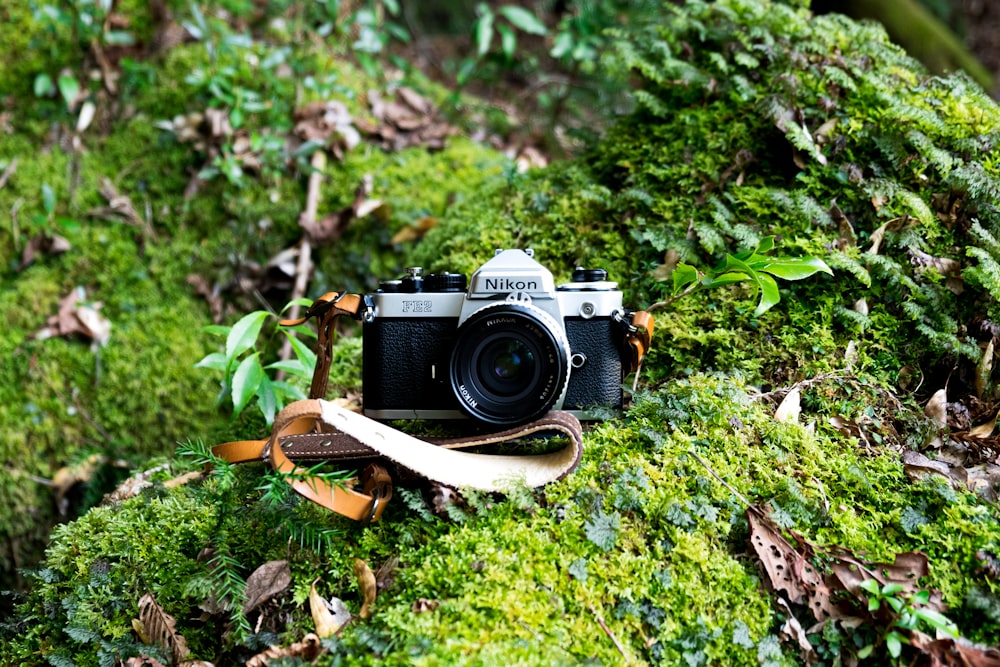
<box><xmin>857</xmin><ymin>579</ymin><xmax>959</xmax><ymax>660</ymax></box>
<box><xmin>460</xmin><ymin>3</ymin><xmax>548</xmax><ymax>85</ymax></box>
<box><xmin>660</xmin><ymin>236</ymin><xmax>833</xmax><ymax>316</ymax></box>
<box><xmin>194</xmin><ymin>302</ymin><xmax>315</xmax><ymax>424</ymax></box>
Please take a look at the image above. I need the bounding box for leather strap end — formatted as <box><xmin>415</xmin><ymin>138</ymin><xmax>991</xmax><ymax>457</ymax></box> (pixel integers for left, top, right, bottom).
<box><xmin>626</xmin><ymin>310</ymin><xmax>654</xmax><ymax>372</ymax></box>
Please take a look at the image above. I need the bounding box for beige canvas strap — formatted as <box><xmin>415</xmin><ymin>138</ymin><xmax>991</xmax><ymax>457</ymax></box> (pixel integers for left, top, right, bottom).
<box><xmin>212</xmin><ymin>400</ymin><xmax>583</xmax><ymax>522</ymax></box>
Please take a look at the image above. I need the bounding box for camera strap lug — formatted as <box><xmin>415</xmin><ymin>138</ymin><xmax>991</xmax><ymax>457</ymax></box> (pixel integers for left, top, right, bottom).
<box><xmin>614</xmin><ymin>308</ymin><xmax>655</xmax><ymax>373</ymax></box>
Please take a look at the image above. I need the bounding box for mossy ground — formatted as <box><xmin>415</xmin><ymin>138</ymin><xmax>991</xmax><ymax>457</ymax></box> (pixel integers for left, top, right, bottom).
<box><xmin>3</xmin><ymin>1</ymin><xmax>1000</xmax><ymax>665</ymax></box>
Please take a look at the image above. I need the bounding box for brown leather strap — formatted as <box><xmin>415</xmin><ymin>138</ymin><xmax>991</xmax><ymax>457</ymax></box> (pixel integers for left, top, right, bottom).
<box><xmin>280</xmin><ymin>292</ymin><xmax>364</xmax><ymax>400</ymax></box>
<box><xmin>212</xmin><ymin>401</ymin><xmax>583</xmax><ymax>522</ymax></box>
<box><xmin>624</xmin><ymin>310</ymin><xmax>654</xmax><ymax>373</ymax></box>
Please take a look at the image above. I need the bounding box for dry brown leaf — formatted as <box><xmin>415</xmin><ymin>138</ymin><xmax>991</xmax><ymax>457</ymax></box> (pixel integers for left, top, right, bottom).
<box><xmin>902</xmin><ymin>450</ymin><xmax>955</xmax><ymax>486</ymax></box>
<box><xmin>121</xmin><ymin>656</ymin><xmax>167</xmax><ymax>667</ymax></box>
<box><xmin>925</xmin><ymin>389</ymin><xmax>948</xmax><ymax>427</ymax></box>
<box><xmin>746</xmin><ymin>510</ymin><xmax>843</xmax><ymax>621</ymax></box>
<box><xmin>774</xmin><ymin>387</ymin><xmax>801</xmax><ymax>423</ymax></box>
<box><xmin>243</xmin><ymin>560</ymin><xmax>292</xmax><ymax>615</ymax></box>
<box><xmin>137</xmin><ymin>592</ymin><xmax>191</xmax><ymax>664</ymax></box>
<box><xmin>775</xmin><ymin>597</ymin><xmax>816</xmax><ymax>664</ymax></box>
<box><xmin>829</xmin><ymin>201</ymin><xmax>856</xmax><ymax>251</ymax></box>
<box><xmin>412</xmin><ymin>598</ymin><xmax>440</xmax><ymax>613</ymax></box>
<box><xmin>357</xmin><ymin>87</ymin><xmax>456</xmax><ymax>152</ymax></box>
<box><xmin>33</xmin><ymin>287</ymin><xmax>112</xmax><ymax>347</ymax></box>
<box><xmin>978</xmin><ymin>340</ymin><xmax>995</xmax><ymax>400</ymax></box>
<box><xmin>309</xmin><ymin>580</ymin><xmax>351</xmax><ymax>638</ymax></box>
<box><xmin>908</xmin><ymin>630</ymin><xmax>1000</xmax><ymax>667</ymax></box>
<box><xmin>246</xmin><ymin>633</ymin><xmax>323</xmax><ymax>667</ymax></box>
<box><xmin>354</xmin><ymin>558</ymin><xmax>377</xmax><ymax>620</ymax></box>
<box><xmin>968</xmin><ymin>411</ymin><xmax>998</xmax><ymax>439</ymax></box>
<box><xmin>747</xmin><ymin>506</ymin><xmax>937</xmax><ymax>626</ymax></box>
<box><xmin>19</xmin><ymin>232</ymin><xmax>71</xmax><ymax>270</ymax></box>
<box><xmin>866</xmin><ymin>217</ymin><xmax>907</xmax><ymax>255</ymax></box>
<box><xmin>390</xmin><ymin>216</ymin><xmax>437</xmax><ymax>244</ymax></box>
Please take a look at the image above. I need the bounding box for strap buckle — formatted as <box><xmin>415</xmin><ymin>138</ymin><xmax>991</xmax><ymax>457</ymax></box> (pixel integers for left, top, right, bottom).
<box><xmin>365</xmin><ymin>486</ymin><xmax>383</xmax><ymax>525</ymax></box>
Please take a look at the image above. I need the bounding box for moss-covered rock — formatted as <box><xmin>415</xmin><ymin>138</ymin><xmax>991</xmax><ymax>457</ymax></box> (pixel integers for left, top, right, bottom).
<box><xmin>3</xmin><ymin>0</ymin><xmax>1000</xmax><ymax>665</ymax></box>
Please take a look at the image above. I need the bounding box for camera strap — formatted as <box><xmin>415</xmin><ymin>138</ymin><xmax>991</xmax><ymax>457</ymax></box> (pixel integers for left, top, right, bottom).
<box><xmin>211</xmin><ymin>291</ymin><xmax>653</xmax><ymax>523</ymax></box>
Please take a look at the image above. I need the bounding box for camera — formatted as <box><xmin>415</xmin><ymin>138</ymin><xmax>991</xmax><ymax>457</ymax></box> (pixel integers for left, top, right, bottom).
<box><xmin>361</xmin><ymin>248</ymin><xmax>641</xmax><ymax>427</ymax></box>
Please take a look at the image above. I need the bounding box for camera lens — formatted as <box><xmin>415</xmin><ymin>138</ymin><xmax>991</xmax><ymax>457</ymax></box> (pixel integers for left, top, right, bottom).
<box><xmin>480</xmin><ymin>338</ymin><xmax>536</xmax><ymax>394</ymax></box>
<box><xmin>450</xmin><ymin>304</ymin><xmax>570</xmax><ymax>426</ymax></box>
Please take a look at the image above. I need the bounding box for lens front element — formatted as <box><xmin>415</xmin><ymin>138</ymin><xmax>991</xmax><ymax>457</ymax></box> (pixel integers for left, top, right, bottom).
<box><xmin>450</xmin><ymin>304</ymin><xmax>570</xmax><ymax>425</ymax></box>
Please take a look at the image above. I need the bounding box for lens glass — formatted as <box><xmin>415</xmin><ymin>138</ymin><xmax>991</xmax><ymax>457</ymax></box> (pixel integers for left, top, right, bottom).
<box><xmin>478</xmin><ymin>337</ymin><xmax>537</xmax><ymax>397</ymax></box>
<box><xmin>450</xmin><ymin>305</ymin><xmax>570</xmax><ymax>425</ymax></box>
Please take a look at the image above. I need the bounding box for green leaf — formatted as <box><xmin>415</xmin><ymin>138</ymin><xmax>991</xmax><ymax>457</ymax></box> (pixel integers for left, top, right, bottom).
<box><xmin>41</xmin><ymin>183</ymin><xmax>56</xmax><ymax>215</ymax></box>
<box><xmin>57</xmin><ymin>74</ymin><xmax>80</xmax><ymax>109</ymax></box>
<box><xmin>672</xmin><ymin>263</ymin><xmax>699</xmax><ymax>293</ymax></box>
<box><xmin>881</xmin><ymin>582</ymin><xmax>905</xmax><ymax>596</ymax></box>
<box><xmin>231</xmin><ymin>353</ymin><xmax>264</xmax><ymax>417</ymax></box>
<box><xmin>886</xmin><ymin>595</ymin><xmax>904</xmax><ymax>613</ymax></box>
<box><xmin>226</xmin><ymin>310</ymin><xmax>270</xmax><ymax>364</ymax></box>
<box><xmin>885</xmin><ymin>631</ymin><xmax>903</xmax><ymax>658</ymax></box>
<box><xmin>284</xmin><ymin>332</ymin><xmax>318</xmax><ymax>370</ymax></box>
<box><xmin>857</xmin><ymin>645</ymin><xmax>873</xmax><ymax>659</ymax></box>
<box><xmin>203</xmin><ymin>324</ymin><xmax>231</xmax><ymax>337</ymax></box>
<box><xmin>498</xmin><ymin>5</ymin><xmax>547</xmax><ymax>35</ymax></box>
<box><xmin>34</xmin><ymin>73</ymin><xmax>54</xmax><ymax>97</ymax></box>
<box><xmin>703</xmin><ymin>271</ymin><xmax>752</xmax><ymax>288</ymax></box>
<box><xmin>755</xmin><ymin>236</ymin><xmax>776</xmax><ymax>254</ymax></box>
<box><xmin>264</xmin><ymin>359</ymin><xmax>310</xmax><ymax>379</ymax></box>
<box><xmin>758</xmin><ymin>257</ymin><xmax>834</xmax><ymax>281</ymax></box>
<box><xmin>194</xmin><ymin>352</ymin><xmax>228</xmax><ymax>371</ymax></box>
<box><xmin>859</xmin><ymin>578</ymin><xmax>881</xmax><ymax>595</ymax></box>
<box><xmin>272</xmin><ymin>380</ymin><xmax>307</xmax><ymax>403</ymax></box>
<box><xmin>257</xmin><ymin>375</ymin><xmax>277</xmax><ymax>425</ymax></box>
<box><xmin>498</xmin><ymin>23</ymin><xmax>516</xmax><ymax>59</ymax></box>
<box><xmin>754</xmin><ymin>273</ymin><xmax>781</xmax><ymax>316</ymax></box>
<box><xmin>474</xmin><ymin>8</ymin><xmax>494</xmax><ymax>57</ymax></box>
<box><xmin>281</xmin><ymin>297</ymin><xmax>315</xmax><ymax>314</ymax></box>
<box><xmin>914</xmin><ymin>608</ymin><xmax>958</xmax><ymax>636</ymax></box>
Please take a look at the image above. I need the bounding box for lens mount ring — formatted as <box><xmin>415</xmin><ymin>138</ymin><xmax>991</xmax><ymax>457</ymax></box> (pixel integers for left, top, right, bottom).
<box><xmin>449</xmin><ymin>302</ymin><xmax>570</xmax><ymax>426</ymax></box>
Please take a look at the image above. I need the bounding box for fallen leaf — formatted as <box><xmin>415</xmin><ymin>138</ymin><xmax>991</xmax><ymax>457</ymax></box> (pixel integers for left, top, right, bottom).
<box><xmin>902</xmin><ymin>450</ymin><xmax>955</xmax><ymax>485</ymax></box>
<box><xmin>354</xmin><ymin>559</ymin><xmax>377</xmax><ymax>620</ymax></box>
<box><xmin>246</xmin><ymin>633</ymin><xmax>323</xmax><ymax>667</ymax></box>
<box><xmin>19</xmin><ymin>232</ymin><xmax>71</xmax><ymax>270</ymax></box>
<box><xmin>33</xmin><ymin>287</ymin><xmax>112</xmax><ymax>347</ymax></box>
<box><xmin>908</xmin><ymin>630</ymin><xmax>1000</xmax><ymax>667</ymax></box>
<box><xmin>309</xmin><ymin>580</ymin><xmax>351</xmax><ymax>638</ymax></box>
<box><xmin>925</xmin><ymin>389</ymin><xmax>948</xmax><ymax>427</ymax></box>
<box><xmin>357</xmin><ymin>87</ymin><xmax>456</xmax><ymax>152</ymax></box>
<box><xmin>243</xmin><ymin>560</ymin><xmax>291</xmax><ymax>615</ymax></box>
<box><xmin>390</xmin><ymin>216</ymin><xmax>437</xmax><ymax>244</ymax></box>
<box><xmin>137</xmin><ymin>592</ymin><xmax>191</xmax><ymax>664</ymax></box>
<box><xmin>774</xmin><ymin>387</ymin><xmax>801</xmax><ymax>423</ymax></box>
<box><xmin>412</xmin><ymin>598</ymin><xmax>440</xmax><ymax>613</ymax></box>
<box><xmin>775</xmin><ymin>597</ymin><xmax>816</xmax><ymax>663</ymax></box>
<box><xmin>865</xmin><ymin>217</ymin><xmax>907</xmax><ymax>255</ymax></box>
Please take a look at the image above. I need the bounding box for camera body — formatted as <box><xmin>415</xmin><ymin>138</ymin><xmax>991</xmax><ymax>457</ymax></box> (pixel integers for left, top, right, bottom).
<box><xmin>362</xmin><ymin>249</ymin><xmax>632</xmax><ymax>426</ymax></box>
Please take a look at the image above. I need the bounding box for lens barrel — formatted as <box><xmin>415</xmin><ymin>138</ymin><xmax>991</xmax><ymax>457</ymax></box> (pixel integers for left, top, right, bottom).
<box><xmin>449</xmin><ymin>303</ymin><xmax>570</xmax><ymax>425</ymax></box>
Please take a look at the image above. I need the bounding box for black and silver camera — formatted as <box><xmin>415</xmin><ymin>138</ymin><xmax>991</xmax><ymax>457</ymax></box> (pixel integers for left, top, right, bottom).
<box><xmin>361</xmin><ymin>249</ymin><xmax>643</xmax><ymax>426</ymax></box>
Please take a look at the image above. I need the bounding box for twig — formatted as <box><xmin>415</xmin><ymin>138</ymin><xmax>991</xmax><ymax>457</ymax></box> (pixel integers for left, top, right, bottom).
<box><xmin>687</xmin><ymin>448</ymin><xmax>752</xmax><ymax>509</ymax></box>
<box><xmin>644</xmin><ymin>280</ymin><xmax>701</xmax><ymax>313</ymax></box>
<box><xmin>589</xmin><ymin>604</ymin><xmax>631</xmax><ymax>662</ymax></box>
<box><xmin>276</xmin><ymin>151</ymin><xmax>325</xmax><ymax>373</ymax></box>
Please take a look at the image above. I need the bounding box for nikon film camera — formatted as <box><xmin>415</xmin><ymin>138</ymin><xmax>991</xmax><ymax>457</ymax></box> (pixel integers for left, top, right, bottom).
<box><xmin>361</xmin><ymin>249</ymin><xmax>642</xmax><ymax>427</ymax></box>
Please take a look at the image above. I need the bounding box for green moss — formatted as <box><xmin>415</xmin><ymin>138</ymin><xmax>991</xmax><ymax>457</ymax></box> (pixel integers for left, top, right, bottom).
<box><xmin>5</xmin><ymin>0</ymin><xmax>1000</xmax><ymax>663</ymax></box>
